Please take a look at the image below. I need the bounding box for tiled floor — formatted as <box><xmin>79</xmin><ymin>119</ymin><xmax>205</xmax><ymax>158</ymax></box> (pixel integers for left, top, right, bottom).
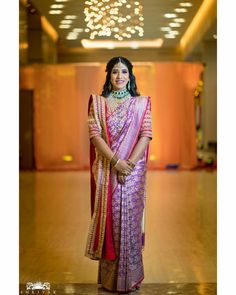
<box><xmin>20</xmin><ymin>170</ymin><xmax>216</xmax><ymax>287</ymax></box>
<box><xmin>19</xmin><ymin>283</ymin><xmax>217</xmax><ymax>295</ymax></box>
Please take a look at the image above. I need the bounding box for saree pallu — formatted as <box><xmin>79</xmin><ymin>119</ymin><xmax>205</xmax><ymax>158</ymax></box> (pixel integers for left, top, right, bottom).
<box><xmin>85</xmin><ymin>94</ymin><xmax>152</xmax><ymax>293</ymax></box>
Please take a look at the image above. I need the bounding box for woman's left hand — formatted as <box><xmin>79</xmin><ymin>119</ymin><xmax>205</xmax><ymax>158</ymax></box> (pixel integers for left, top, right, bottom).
<box><xmin>117</xmin><ymin>172</ymin><xmax>126</xmax><ymax>184</ymax></box>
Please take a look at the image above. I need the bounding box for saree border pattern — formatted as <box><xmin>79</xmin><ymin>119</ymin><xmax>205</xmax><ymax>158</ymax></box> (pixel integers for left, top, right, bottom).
<box><xmin>85</xmin><ymin>95</ymin><xmax>111</xmax><ymax>260</ymax></box>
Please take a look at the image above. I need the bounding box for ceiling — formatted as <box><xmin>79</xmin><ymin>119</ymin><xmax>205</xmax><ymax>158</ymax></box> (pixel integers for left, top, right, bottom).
<box><xmin>30</xmin><ymin>0</ymin><xmax>210</xmax><ymax>49</ymax></box>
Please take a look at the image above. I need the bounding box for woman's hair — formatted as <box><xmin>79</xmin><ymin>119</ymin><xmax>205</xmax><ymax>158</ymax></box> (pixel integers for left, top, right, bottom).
<box><xmin>101</xmin><ymin>56</ymin><xmax>140</xmax><ymax>97</ymax></box>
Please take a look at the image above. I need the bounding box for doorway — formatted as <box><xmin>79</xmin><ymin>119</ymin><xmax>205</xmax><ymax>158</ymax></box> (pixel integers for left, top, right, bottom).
<box><xmin>19</xmin><ymin>90</ymin><xmax>35</xmax><ymax>170</ymax></box>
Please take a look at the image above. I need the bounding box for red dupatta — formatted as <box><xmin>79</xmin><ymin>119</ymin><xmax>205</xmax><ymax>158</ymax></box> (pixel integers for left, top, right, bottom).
<box><xmin>85</xmin><ymin>94</ymin><xmax>115</xmax><ymax>260</ymax></box>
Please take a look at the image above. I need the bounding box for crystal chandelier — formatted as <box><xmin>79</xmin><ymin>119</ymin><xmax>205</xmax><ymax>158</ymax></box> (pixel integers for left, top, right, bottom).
<box><xmin>84</xmin><ymin>0</ymin><xmax>144</xmax><ymax>40</ymax></box>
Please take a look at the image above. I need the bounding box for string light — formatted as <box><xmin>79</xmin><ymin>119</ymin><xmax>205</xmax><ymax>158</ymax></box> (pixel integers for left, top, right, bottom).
<box><xmin>84</xmin><ymin>0</ymin><xmax>144</xmax><ymax>40</ymax></box>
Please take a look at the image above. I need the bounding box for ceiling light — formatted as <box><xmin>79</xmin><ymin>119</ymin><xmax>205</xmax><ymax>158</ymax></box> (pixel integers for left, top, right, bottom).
<box><xmin>51</xmin><ymin>4</ymin><xmax>64</xmax><ymax>9</ymax></box>
<box><xmin>174</xmin><ymin>8</ymin><xmax>187</xmax><ymax>12</ymax></box>
<box><xmin>160</xmin><ymin>27</ymin><xmax>171</xmax><ymax>32</ymax></box>
<box><xmin>164</xmin><ymin>13</ymin><xmax>177</xmax><ymax>18</ymax></box>
<box><xmin>65</xmin><ymin>15</ymin><xmax>77</xmax><ymax>19</ymax></box>
<box><xmin>55</xmin><ymin>0</ymin><xmax>68</xmax><ymax>2</ymax></box>
<box><xmin>131</xmin><ymin>42</ymin><xmax>139</xmax><ymax>49</ymax></box>
<box><xmin>61</xmin><ymin>20</ymin><xmax>73</xmax><ymax>24</ymax></box>
<box><xmin>169</xmin><ymin>22</ymin><xmax>181</xmax><ymax>27</ymax></box>
<box><xmin>174</xmin><ymin>18</ymin><xmax>186</xmax><ymax>22</ymax></box>
<box><xmin>84</xmin><ymin>0</ymin><xmax>145</xmax><ymax>40</ymax></box>
<box><xmin>49</xmin><ymin>10</ymin><xmax>63</xmax><ymax>14</ymax></box>
<box><xmin>59</xmin><ymin>24</ymin><xmax>71</xmax><ymax>29</ymax></box>
<box><xmin>66</xmin><ymin>32</ymin><xmax>78</xmax><ymax>40</ymax></box>
<box><xmin>73</xmin><ymin>28</ymin><xmax>84</xmax><ymax>33</ymax></box>
<box><xmin>179</xmin><ymin>2</ymin><xmax>193</xmax><ymax>7</ymax></box>
<box><xmin>81</xmin><ymin>38</ymin><xmax>163</xmax><ymax>49</ymax></box>
<box><xmin>170</xmin><ymin>30</ymin><xmax>179</xmax><ymax>35</ymax></box>
<box><xmin>164</xmin><ymin>34</ymin><xmax>176</xmax><ymax>39</ymax></box>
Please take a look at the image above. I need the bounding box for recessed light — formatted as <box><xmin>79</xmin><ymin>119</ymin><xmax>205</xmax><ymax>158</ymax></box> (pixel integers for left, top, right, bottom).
<box><xmin>164</xmin><ymin>34</ymin><xmax>176</xmax><ymax>39</ymax></box>
<box><xmin>66</xmin><ymin>32</ymin><xmax>78</xmax><ymax>40</ymax></box>
<box><xmin>55</xmin><ymin>0</ymin><xmax>68</xmax><ymax>2</ymax></box>
<box><xmin>65</xmin><ymin>15</ymin><xmax>77</xmax><ymax>19</ymax></box>
<box><xmin>174</xmin><ymin>8</ymin><xmax>187</xmax><ymax>13</ymax></box>
<box><xmin>73</xmin><ymin>28</ymin><xmax>84</xmax><ymax>33</ymax></box>
<box><xmin>169</xmin><ymin>22</ymin><xmax>181</xmax><ymax>27</ymax></box>
<box><xmin>170</xmin><ymin>30</ymin><xmax>179</xmax><ymax>35</ymax></box>
<box><xmin>49</xmin><ymin>10</ymin><xmax>63</xmax><ymax>14</ymax></box>
<box><xmin>164</xmin><ymin>13</ymin><xmax>177</xmax><ymax>18</ymax></box>
<box><xmin>160</xmin><ymin>27</ymin><xmax>171</xmax><ymax>32</ymax></box>
<box><xmin>59</xmin><ymin>24</ymin><xmax>71</xmax><ymax>29</ymax></box>
<box><xmin>179</xmin><ymin>2</ymin><xmax>193</xmax><ymax>7</ymax></box>
<box><xmin>174</xmin><ymin>18</ymin><xmax>185</xmax><ymax>23</ymax></box>
<box><xmin>51</xmin><ymin>4</ymin><xmax>64</xmax><ymax>9</ymax></box>
<box><xmin>61</xmin><ymin>20</ymin><xmax>73</xmax><ymax>24</ymax></box>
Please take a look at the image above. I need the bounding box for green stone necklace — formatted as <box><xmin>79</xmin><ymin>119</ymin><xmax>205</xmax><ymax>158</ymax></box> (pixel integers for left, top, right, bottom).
<box><xmin>108</xmin><ymin>89</ymin><xmax>131</xmax><ymax>113</ymax></box>
<box><xmin>111</xmin><ymin>89</ymin><xmax>130</xmax><ymax>99</ymax></box>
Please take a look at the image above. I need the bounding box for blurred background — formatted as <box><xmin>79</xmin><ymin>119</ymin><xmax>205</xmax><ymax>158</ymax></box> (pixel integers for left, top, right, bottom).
<box><xmin>19</xmin><ymin>0</ymin><xmax>217</xmax><ymax>293</ymax></box>
<box><xmin>19</xmin><ymin>0</ymin><xmax>216</xmax><ymax>172</ymax></box>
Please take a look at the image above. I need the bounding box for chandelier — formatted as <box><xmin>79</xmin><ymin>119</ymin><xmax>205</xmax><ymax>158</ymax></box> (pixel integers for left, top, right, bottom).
<box><xmin>84</xmin><ymin>0</ymin><xmax>144</xmax><ymax>40</ymax></box>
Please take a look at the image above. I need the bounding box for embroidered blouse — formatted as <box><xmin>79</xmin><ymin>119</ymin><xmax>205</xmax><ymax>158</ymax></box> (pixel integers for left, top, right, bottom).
<box><xmin>88</xmin><ymin>96</ymin><xmax>152</xmax><ymax>140</ymax></box>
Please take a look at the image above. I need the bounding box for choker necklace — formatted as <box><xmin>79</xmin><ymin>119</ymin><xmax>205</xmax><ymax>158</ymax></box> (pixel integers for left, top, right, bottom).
<box><xmin>107</xmin><ymin>90</ymin><xmax>131</xmax><ymax>113</ymax></box>
<box><xmin>111</xmin><ymin>89</ymin><xmax>130</xmax><ymax>99</ymax></box>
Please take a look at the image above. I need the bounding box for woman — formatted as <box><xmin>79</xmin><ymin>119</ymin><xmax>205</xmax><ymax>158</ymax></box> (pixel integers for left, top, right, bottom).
<box><xmin>85</xmin><ymin>56</ymin><xmax>152</xmax><ymax>293</ymax></box>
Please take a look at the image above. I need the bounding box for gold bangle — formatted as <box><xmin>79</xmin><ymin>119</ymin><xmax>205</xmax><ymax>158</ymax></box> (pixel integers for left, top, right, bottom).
<box><xmin>110</xmin><ymin>154</ymin><xmax>119</xmax><ymax>168</ymax></box>
<box><xmin>114</xmin><ymin>159</ymin><xmax>120</xmax><ymax>168</ymax></box>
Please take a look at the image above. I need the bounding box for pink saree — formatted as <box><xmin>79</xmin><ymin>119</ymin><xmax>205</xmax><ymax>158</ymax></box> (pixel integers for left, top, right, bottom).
<box><xmin>85</xmin><ymin>93</ymin><xmax>152</xmax><ymax>292</ymax></box>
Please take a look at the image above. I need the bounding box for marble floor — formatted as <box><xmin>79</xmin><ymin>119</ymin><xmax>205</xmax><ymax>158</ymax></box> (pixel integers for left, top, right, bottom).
<box><xmin>20</xmin><ymin>170</ymin><xmax>216</xmax><ymax>289</ymax></box>
<box><xmin>20</xmin><ymin>283</ymin><xmax>217</xmax><ymax>295</ymax></box>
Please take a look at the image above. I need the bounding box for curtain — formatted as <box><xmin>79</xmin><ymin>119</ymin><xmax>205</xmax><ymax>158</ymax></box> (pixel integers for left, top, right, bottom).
<box><xmin>20</xmin><ymin>62</ymin><xmax>203</xmax><ymax>170</ymax></box>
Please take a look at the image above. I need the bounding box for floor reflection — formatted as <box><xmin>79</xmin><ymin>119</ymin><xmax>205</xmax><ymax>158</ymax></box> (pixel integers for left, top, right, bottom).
<box><xmin>20</xmin><ymin>170</ymin><xmax>216</xmax><ymax>285</ymax></box>
<box><xmin>19</xmin><ymin>283</ymin><xmax>217</xmax><ymax>295</ymax></box>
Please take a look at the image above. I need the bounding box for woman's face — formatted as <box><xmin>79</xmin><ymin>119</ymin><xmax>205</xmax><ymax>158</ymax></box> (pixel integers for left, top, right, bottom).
<box><xmin>110</xmin><ymin>62</ymin><xmax>130</xmax><ymax>91</ymax></box>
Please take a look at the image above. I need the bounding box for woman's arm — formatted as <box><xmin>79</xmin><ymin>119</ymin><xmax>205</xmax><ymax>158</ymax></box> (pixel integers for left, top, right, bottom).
<box><xmin>128</xmin><ymin>136</ymin><xmax>151</xmax><ymax>164</ymax></box>
<box><xmin>91</xmin><ymin>136</ymin><xmax>133</xmax><ymax>174</ymax></box>
<box><xmin>117</xmin><ymin>136</ymin><xmax>151</xmax><ymax>184</ymax></box>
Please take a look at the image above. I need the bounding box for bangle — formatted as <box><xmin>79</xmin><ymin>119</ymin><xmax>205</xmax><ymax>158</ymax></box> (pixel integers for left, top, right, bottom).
<box><xmin>110</xmin><ymin>154</ymin><xmax>119</xmax><ymax>168</ymax></box>
<box><xmin>114</xmin><ymin>159</ymin><xmax>120</xmax><ymax>168</ymax></box>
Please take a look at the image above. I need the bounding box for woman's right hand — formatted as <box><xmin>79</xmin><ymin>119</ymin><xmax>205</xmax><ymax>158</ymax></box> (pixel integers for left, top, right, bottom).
<box><xmin>114</xmin><ymin>159</ymin><xmax>133</xmax><ymax>175</ymax></box>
